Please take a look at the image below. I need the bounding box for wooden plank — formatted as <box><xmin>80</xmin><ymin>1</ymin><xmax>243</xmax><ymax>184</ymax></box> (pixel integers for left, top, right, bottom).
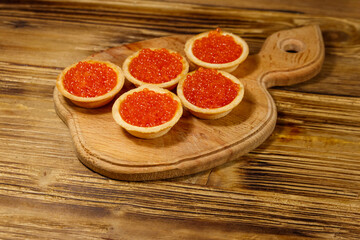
<box><xmin>0</xmin><ymin>173</ymin><xmax>359</xmax><ymax>238</ymax></box>
<box><xmin>206</xmin><ymin>90</ymin><xmax>360</xmax><ymax>197</ymax></box>
<box><xmin>0</xmin><ymin>0</ymin><xmax>359</xmax><ymax>238</ymax></box>
<box><xmin>1</xmin><ymin>2</ymin><xmax>359</xmax><ymax>96</ymax></box>
<box><xmin>1</xmin><ymin>58</ymin><xmax>360</xmax><ymax>239</ymax></box>
<box><xmin>159</xmin><ymin>0</ymin><xmax>360</xmax><ymax>18</ymax></box>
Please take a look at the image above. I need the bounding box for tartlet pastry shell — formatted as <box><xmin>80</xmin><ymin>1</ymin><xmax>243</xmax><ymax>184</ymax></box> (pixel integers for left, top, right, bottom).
<box><xmin>122</xmin><ymin>48</ymin><xmax>189</xmax><ymax>90</ymax></box>
<box><xmin>56</xmin><ymin>60</ymin><xmax>125</xmax><ymax>108</ymax></box>
<box><xmin>177</xmin><ymin>70</ymin><xmax>245</xmax><ymax>119</ymax></box>
<box><xmin>112</xmin><ymin>85</ymin><xmax>183</xmax><ymax>139</ymax></box>
<box><xmin>184</xmin><ymin>30</ymin><xmax>249</xmax><ymax>73</ymax></box>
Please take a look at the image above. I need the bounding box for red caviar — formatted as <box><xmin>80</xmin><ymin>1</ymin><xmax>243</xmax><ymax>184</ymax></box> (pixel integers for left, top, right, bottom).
<box><xmin>63</xmin><ymin>61</ymin><xmax>117</xmax><ymax>98</ymax></box>
<box><xmin>129</xmin><ymin>48</ymin><xmax>183</xmax><ymax>84</ymax></box>
<box><xmin>183</xmin><ymin>68</ymin><xmax>240</xmax><ymax>109</ymax></box>
<box><xmin>120</xmin><ymin>88</ymin><xmax>178</xmax><ymax>127</ymax></box>
<box><xmin>192</xmin><ymin>28</ymin><xmax>243</xmax><ymax>64</ymax></box>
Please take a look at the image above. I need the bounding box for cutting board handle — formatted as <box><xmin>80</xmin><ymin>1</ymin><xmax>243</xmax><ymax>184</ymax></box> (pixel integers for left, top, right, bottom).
<box><xmin>236</xmin><ymin>25</ymin><xmax>325</xmax><ymax>89</ymax></box>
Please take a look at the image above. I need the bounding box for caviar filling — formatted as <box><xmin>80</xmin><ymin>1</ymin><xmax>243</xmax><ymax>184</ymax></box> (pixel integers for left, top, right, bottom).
<box><xmin>120</xmin><ymin>88</ymin><xmax>178</xmax><ymax>127</ymax></box>
<box><xmin>192</xmin><ymin>28</ymin><xmax>243</xmax><ymax>64</ymax></box>
<box><xmin>183</xmin><ymin>68</ymin><xmax>240</xmax><ymax>109</ymax></box>
<box><xmin>129</xmin><ymin>48</ymin><xmax>183</xmax><ymax>84</ymax></box>
<box><xmin>63</xmin><ymin>61</ymin><xmax>117</xmax><ymax>98</ymax></box>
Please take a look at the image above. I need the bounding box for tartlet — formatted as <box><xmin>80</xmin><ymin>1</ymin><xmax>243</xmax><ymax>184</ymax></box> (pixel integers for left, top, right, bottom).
<box><xmin>122</xmin><ymin>48</ymin><xmax>189</xmax><ymax>90</ymax></box>
<box><xmin>184</xmin><ymin>28</ymin><xmax>249</xmax><ymax>73</ymax></box>
<box><xmin>56</xmin><ymin>60</ymin><xmax>125</xmax><ymax>108</ymax></box>
<box><xmin>112</xmin><ymin>85</ymin><xmax>183</xmax><ymax>139</ymax></box>
<box><xmin>177</xmin><ymin>68</ymin><xmax>244</xmax><ymax>119</ymax></box>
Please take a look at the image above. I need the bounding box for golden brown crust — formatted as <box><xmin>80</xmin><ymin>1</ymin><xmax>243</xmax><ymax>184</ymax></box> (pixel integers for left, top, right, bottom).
<box><xmin>56</xmin><ymin>60</ymin><xmax>125</xmax><ymax>108</ymax></box>
<box><xmin>112</xmin><ymin>85</ymin><xmax>183</xmax><ymax>139</ymax></box>
<box><xmin>177</xmin><ymin>70</ymin><xmax>245</xmax><ymax>119</ymax></box>
<box><xmin>122</xmin><ymin>48</ymin><xmax>189</xmax><ymax>90</ymax></box>
<box><xmin>184</xmin><ymin>30</ymin><xmax>249</xmax><ymax>73</ymax></box>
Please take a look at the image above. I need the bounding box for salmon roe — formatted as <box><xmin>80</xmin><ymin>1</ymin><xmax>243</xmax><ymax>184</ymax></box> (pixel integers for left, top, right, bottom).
<box><xmin>120</xmin><ymin>88</ymin><xmax>178</xmax><ymax>127</ymax></box>
<box><xmin>129</xmin><ymin>48</ymin><xmax>183</xmax><ymax>84</ymax></box>
<box><xmin>192</xmin><ymin>28</ymin><xmax>243</xmax><ymax>64</ymax></box>
<box><xmin>183</xmin><ymin>68</ymin><xmax>240</xmax><ymax>109</ymax></box>
<box><xmin>63</xmin><ymin>61</ymin><xmax>117</xmax><ymax>98</ymax></box>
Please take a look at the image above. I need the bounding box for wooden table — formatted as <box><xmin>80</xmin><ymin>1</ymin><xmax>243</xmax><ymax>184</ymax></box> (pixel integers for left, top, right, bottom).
<box><xmin>1</xmin><ymin>1</ymin><xmax>359</xmax><ymax>239</ymax></box>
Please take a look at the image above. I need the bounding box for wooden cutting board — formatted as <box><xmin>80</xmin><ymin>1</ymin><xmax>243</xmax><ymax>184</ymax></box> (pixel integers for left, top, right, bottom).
<box><xmin>53</xmin><ymin>25</ymin><xmax>324</xmax><ymax>181</ymax></box>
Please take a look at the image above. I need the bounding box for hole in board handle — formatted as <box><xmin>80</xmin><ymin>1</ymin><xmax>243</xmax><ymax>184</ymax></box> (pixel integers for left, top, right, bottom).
<box><xmin>279</xmin><ymin>38</ymin><xmax>305</xmax><ymax>54</ymax></box>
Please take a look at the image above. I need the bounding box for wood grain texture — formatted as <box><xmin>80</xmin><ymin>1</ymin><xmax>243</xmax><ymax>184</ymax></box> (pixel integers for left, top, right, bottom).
<box><xmin>53</xmin><ymin>25</ymin><xmax>324</xmax><ymax>181</ymax></box>
<box><xmin>1</xmin><ymin>0</ymin><xmax>360</xmax><ymax>239</ymax></box>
